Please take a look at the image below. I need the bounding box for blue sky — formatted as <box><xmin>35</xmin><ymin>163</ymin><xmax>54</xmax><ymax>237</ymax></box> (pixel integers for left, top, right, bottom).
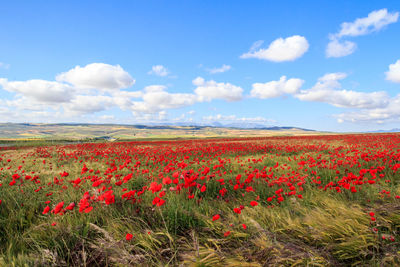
<box><xmin>0</xmin><ymin>1</ymin><xmax>400</xmax><ymax>131</ymax></box>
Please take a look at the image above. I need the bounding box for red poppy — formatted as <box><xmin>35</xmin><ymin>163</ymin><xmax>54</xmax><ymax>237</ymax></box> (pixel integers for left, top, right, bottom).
<box><xmin>212</xmin><ymin>214</ymin><xmax>220</xmax><ymax>221</ymax></box>
<box><xmin>52</xmin><ymin>201</ymin><xmax>64</xmax><ymax>214</ymax></box>
<box><xmin>250</xmin><ymin>201</ymin><xmax>258</xmax><ymax>207</ymax></box>
<box><xmin>126</xmin><ymin>233</ymin><xmax>133</xmax><ymax>241</ymax></box>
<box><xmin>66</xmin><ymin>202</ymin><xmax>75</xmax><ymax>210</ymax></box>
<box><xmin>200</xmin><ymin>184</ymin><xmax>206</xmax><ymax>192</ymax></box>
<box><xmin>42</xmin><ymin>206</ymin><xmax>50</xmax><ymax>214</ymax></box>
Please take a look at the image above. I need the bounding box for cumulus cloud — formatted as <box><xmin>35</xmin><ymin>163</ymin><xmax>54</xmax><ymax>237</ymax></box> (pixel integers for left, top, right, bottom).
<box><xmin>0</xmin><ymin>62</ymin><xmax>249</xmax><ymax>122</ymax></box>
<box><xmin>130</xmin><ymin>85</ymin><xmax>197</xmax><ymax>114</ymax></box>
<box><xmin>241</xmin><ymin>35</ymin><xmax>309</xmax><ymax>62</ymax></box>
<box><xmin>386</xmin><ymin>59</ymin><xmax>400</xmax><ymax>83</ymax></box>
<box><xmin>0</xmin><ymin>78</ymin><xmax>73</xmax><ymax>103</ymax></box>
<box><xmin>336</xmin><ymin>94</ymin><xmax>400</xmax><ymax>123</ymax></box>
<box><xmin>148</xmin><ymin>65</ymin><xmax>169</xmax><ymax>77</ymax></box>
<box><xmin>250</xmin><ymin>76</ymin><xmax>304</xmax><ymax>99</ymax></box>
<box><xmin>207</xmin><ymin>64</ymin><xmax>231</xmax><ymax>74</ymax></box>
<box><xmin>326</xmin><ymin>39</ymin><xmax>357</xmax><ymax>58</ymax></box>
<box><xmin>0</xmin><ymin>63</ymin><xmax>138</xmax><ymax>118</ymax></box>
<box><xmin>127</xmin><ymin>77</ymin><xmax>244</xmax><ymax>114</ymax></box>
<box><xmin>296</xmin><ymin>73</ymin><xmax>390</xmax><ymax>109</ymax></box>
<box><xmin>326</xmin><ymin>9</ymin><xmax>399</xmax><ymax>58</ymax></box>
<box><xmin>193</xmin><ymin>77</ymin><xmax>243</xmax><ymax>102</ymax></box>
<box><xmin>64</xmin><ymin>95</ymin><xmax>116</xmax><ymax>115</ymax></box>
<box><xmin>56</xmin><ymin>63</ymin><xmax>135</xmax><ymax>90</ymax></box>
<box><xmin>336</xmin><ymin>8</ymin><xmax>399</xmax><ymax>38</ymax></box>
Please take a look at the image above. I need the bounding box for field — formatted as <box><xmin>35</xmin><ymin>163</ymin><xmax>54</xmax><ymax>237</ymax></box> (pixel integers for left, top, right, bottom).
<box><xmin>0</xmin><ymin>123</ymin><xmax>321</xmax><ymax>140</ymax></box>
<box><xmin>1</xmin><ymin>133</ymin><xmax>400</xmax><ymax>266</ymax></box>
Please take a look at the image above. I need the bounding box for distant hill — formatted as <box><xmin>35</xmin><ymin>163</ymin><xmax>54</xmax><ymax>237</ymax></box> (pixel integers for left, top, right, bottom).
<box><xmin>367</xmin><ymin>128</ymin><xmax>400</xmax><ymax>133</ymax></box>
<box><xmin>139</xmin><ymin>121</ymin><xmax>314</xmax><ymax>131</ymax></box>
<box><xmin>0</xmin><ymin>122</ymin><xmax>321</xmax><ymax>140</ymax></box>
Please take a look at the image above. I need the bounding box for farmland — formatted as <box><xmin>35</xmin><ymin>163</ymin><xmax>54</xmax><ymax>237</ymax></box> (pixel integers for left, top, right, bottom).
<box><xmin>0</xmin><ymin>123</ymin><xmax>321</xmax><ymax>141</ymax></box>
<box><xmin>0</xmin><ymin>133</ymin><xmax>400</xmax><ymax>266</ymax></box>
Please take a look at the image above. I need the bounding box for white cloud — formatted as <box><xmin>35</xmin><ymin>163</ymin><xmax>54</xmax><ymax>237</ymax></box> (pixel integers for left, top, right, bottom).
<box><xmin>241</xmin><ymin>35</ymin><xmax>309</xmax><ymax>62</ymax></box>
<box><xmin>0</xmin><ymin>63</ymin><xmax>243</xmax><ymax>122</ymax></box>
<box><xmin>193</xmin><ymin>77</ymin><xmax>243</xmax><ymax>102</ymax></box>
<box><xmin>128</xmin><ymin>77</ymin><xmax>244</xmax><ymax>114</ymax></box>
<box><xmin>148</xmin><ymin>65</ymin><xmax>169</xmax><ymax>77</ymax></box>
<box><xmin>130</xmin><ymin>86</ymin><xmax>197</xmax><ymax>114</ymax></box>
<box><xmin>326</xmin><ymin>39</ymin><xmax>357</xmax><ymax>58</ymax></box>
<box><xmin>336</xmin><ymin>94</ymin><xmax>400</xmax><ymax>123</ymax></box>
<box><xmin>0</xmin><ymin>78</ymin><xmax>73</xmax><ymax>103</ymax></box>
<box><xmin>110</xmin><ymin>90</ymin><xmax>142</xmax><ymax>110</ymax></box>
<box><xmin>336</xmin><ymin>8</ymin><xmax>399</xmax><ymax>38</ymax></box>
<box><xmin>250</xmin><ymin>76</ymin><xmax>304</xmax><ymax>99</ymax></box>
<box><xmin>5</xmin><ymin>97</ymin><xmax>58</xmax><ymax>112</ymax></box>
<box><xmin>56</xmin><ymin>63</ymin><xmax>135</xmax><ymax>90</ymax></box>
<box><xmin>0</xmin><ymin>63</ymin><xmax>139</xmax><ymax>117</ymax></box>
<box><xmin>64</xmin><ymin>95</ymin><xmax>116</xmax><ymax>115</ymax></box>
<box><xmin>326</xmin><ymin>9</ymin><xmax>399</xmax><ymax>58</ymax></box>
<box><xmin>296</xmin><ymin>73</ymin><xmax>390</xmax><ymax>109</ymax></box>
<box><xmin>386</xmin><ymin>59</ymin><xmax>400</xmax><ymax>83</ymax></box>
<box><xmin>0</xmin><ymin>63</ymin><xmax>143</xmax><ymax>121</ymax></box>
<box><xmin>207</xmin><ymin>64</ymin><xmax>231</xmax><ymax>74</ymax></box>
<box><xmin>142</xmin><ymin>91</ymin><xmax>196</xmax><ymax>110</ymax></box>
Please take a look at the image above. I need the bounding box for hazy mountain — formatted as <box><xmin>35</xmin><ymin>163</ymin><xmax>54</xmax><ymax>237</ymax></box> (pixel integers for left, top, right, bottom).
<box><xmin>367</xmin><ymin>128</ymin><xmax>400</xmax><ymax>133</ymax></box>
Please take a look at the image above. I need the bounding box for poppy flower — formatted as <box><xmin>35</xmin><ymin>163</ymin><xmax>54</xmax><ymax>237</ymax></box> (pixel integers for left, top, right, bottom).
<box><xmin>42</xmin><ymin>206</ymin><xmax>50</xmax><ymax>214</ymax></box>
<box><xmin>200</xmin><ymin>184</ymin><xmax>206</xmax><ymax>192</ymax></box>
<box><xmin>52</xmin><ymin>201</ymin><xmax>64</xmax><ymax>214</ymax></box>
<box><xmin>233</xmin><ymin>208</ymin><xmax>241</xmax><ymax>214</ymax></box>
<box><xmin>250</xmin><ymin>201</ymin><xmax>258</xmax><ymax>207</ymax></box>
<box><xmin>126</xmin><ymin>233</ymin><xmax>133</xmax><ymax>241</ymax></box>
<box><xmin>163</xmin><ymin>176</ymin><xmax>172</xmax><ymax>185</ymax></box>
<box><xmin>212</xmin><ymin>214</ymin><xmax>220</xmax><ymax>221</ymax></box>
<box><xmin>157</xmin><ymin>198</ymin><xmax>166</xmax><ymax>206</ymax></box>
<box><xmin>66</xmin><ymin>202</ymin><xmax>75</xmax><ymax>210</ymax></box>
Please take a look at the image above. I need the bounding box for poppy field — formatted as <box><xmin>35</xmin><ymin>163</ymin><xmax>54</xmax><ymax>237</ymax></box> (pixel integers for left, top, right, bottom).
<box><xmin>1</xmin><ymin>133</ymin><xmax>400</xmax><ymax>266</ymax></box>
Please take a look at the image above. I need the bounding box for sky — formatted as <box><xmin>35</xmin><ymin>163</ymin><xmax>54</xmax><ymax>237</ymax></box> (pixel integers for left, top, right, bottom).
<box><xmin>0</xmin><ymin>1</ymin><xmax>400</xmax><ymax>132</ymax></box>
